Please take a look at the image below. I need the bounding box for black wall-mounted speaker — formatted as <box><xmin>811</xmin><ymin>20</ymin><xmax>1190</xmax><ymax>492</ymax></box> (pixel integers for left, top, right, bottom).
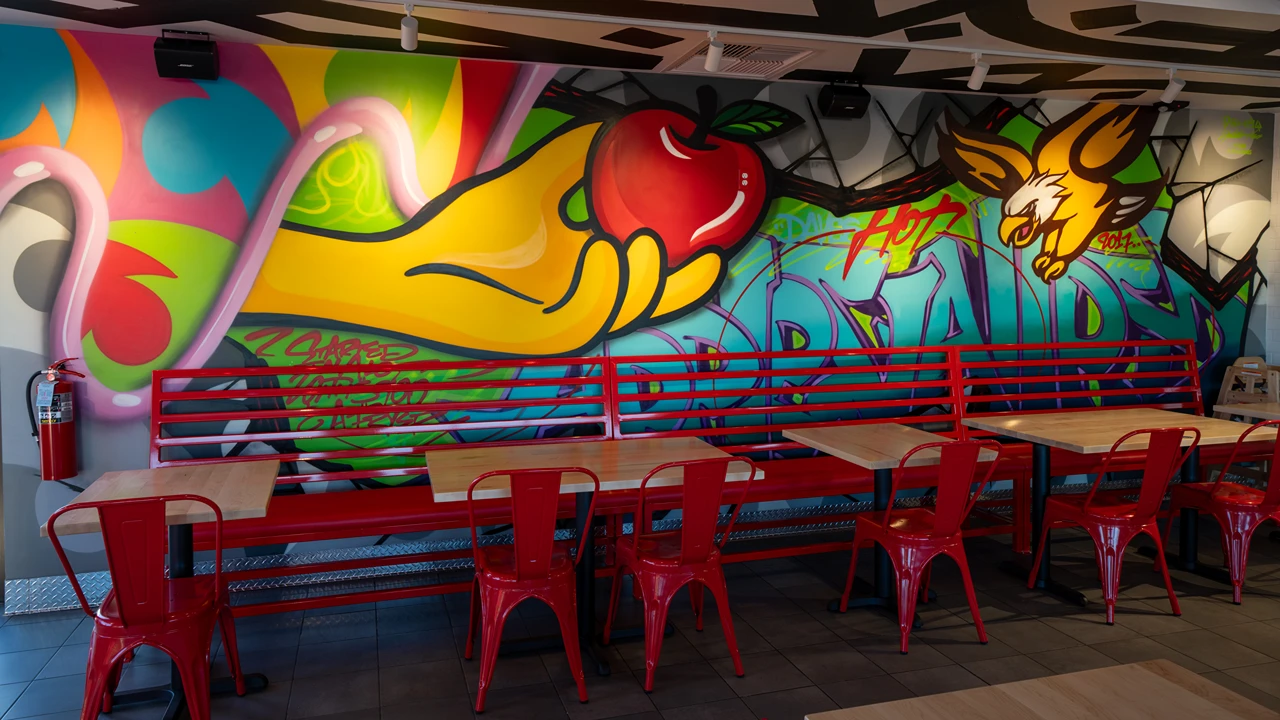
<box><xmin>154</xmin><ymin>30</ymin><xmax>219</xmax><ymax>81</ymax></box>
<box><xmin>817</xmin><ymin>83</ymin><xmax>870</xmax><ymax>119</ymax></box>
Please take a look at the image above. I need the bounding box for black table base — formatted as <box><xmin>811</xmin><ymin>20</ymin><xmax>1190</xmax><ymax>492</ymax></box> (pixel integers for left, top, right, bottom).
<box><xmin>825</xmin><ymin>578</ymin><xmax>931</xmax><ymax>629</ymax></box>
<box><xmin>107</xmin><ymin>671</ymin><xmax>268</xmax><ymax>720</ymax></box>
<box><xmin>574</xmin><ymin>492</ymin><xmax>612</xmax><ymax>676</ymax></box>
<box><xmin>1004</xmin><ymin>443</ymin><xmax>1089</xmax><ymax>607</ymax></box>
<box><xmin>107</xmin><ymin>686</ymin><xmax>182</xmax><ymax>720</ymax></box>
<box><xmin>999</xmin><ymin>559</ymin><xmax>1089</xmax><ymax>606</ymax></box>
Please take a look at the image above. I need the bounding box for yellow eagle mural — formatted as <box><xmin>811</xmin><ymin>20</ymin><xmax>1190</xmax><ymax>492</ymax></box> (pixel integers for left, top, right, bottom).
<box><xmin>937</xmin><ymin>103</ymin><xmax>1166</xmax><ymax>282</ymax></box>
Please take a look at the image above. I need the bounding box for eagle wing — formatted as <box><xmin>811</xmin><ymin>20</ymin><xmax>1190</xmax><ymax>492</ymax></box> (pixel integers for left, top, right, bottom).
<box><xmin>1097</xmin><ymin>176</ymin><xmax>1166</xmax><ymax>232</ymax></box>
<box><xmin>1036</xmin><ymin>104</ymin><xmax>1158</xmax><ymax>184</ymax></box>
<box><xmin>937</xmin><ymin>110</ymin><xmax>1033</xmax><ymax>199</ymax></box>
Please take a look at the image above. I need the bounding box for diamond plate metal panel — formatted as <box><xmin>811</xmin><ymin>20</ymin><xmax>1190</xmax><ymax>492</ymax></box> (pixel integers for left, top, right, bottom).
<box><xmin>5</xmin><ymin>571</ymin><xmax>110</xmax><ymax>615</ymax></box>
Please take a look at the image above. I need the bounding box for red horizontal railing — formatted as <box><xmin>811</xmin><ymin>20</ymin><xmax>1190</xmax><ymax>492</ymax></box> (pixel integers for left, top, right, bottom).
<box><xmin>151</xmin><ymin>340</ymin><xmax>1203</xmax><ymax>482</ymax></box>
<box><xmin>151</xmin><ymin>356</ymin><xmax>612</xmax><ymax>484</ymax></box>
<box><xmin>608</xmin><ymin>346</ymin><xmax>963</xmax><ymax>454</ymax></box>
<box><xmin>955</xmin><ymin>340</ymin><xmax>1202</xmax><ymax>435</ymax></box>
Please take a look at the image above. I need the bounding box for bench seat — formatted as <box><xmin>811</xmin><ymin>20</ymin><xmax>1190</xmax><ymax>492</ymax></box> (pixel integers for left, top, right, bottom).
<box><xmin>194</xmin><ymin>486</ymin><xmax>575</xmax><ymax>549</ymax></box>
<box><xmin>198</xmin><ymin>454</ymin><xmax>1031</xmax><ymax>551</ymax></box>
<box><xmin>995</xmin><ymin>441</ymin><xmax>1271</xmax><ymax>476</ymax></box>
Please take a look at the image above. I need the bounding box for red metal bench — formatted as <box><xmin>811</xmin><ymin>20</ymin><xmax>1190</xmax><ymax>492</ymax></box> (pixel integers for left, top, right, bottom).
<box><xmin>606</xmin><ymin>345</ymin><xmax>1022</xmax><ymax>559</ymax></box>
<box><xmin>956</xmin><ymin>340</ymin><xmax>1265</xmax><ymax>469</ymax></box>
<box><xmin>154</xmin><ymin>357</ymin><xmax>606</xmax><ymax>612</ymax></box>
<box><xmin>151</xmin><ymin>340</ymin><xmax>1212</xmax><ymax>615</ymax></box>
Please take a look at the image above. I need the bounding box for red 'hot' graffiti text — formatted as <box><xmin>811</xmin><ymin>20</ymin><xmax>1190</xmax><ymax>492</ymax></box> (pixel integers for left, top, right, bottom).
<box><xmin>843</xmin><ymin>194</ymin><xmax>967</xmax><ymax>278</ymax></box>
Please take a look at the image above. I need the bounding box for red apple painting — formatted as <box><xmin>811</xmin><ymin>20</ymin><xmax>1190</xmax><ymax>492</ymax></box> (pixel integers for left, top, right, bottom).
<box><xmin>586</xmin><ymin>86</ymin><xmax>800</xmax><ymax>268</ymax></box>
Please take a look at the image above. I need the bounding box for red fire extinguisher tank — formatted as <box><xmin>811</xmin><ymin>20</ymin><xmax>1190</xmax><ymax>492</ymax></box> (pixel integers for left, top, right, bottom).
<box><xmin>26</xmin><ymin>358</ymin><xmax>84</xmax><ymax>481</ymax></box>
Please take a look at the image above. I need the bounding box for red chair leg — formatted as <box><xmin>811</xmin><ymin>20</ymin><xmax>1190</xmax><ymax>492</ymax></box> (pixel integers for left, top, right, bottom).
<box><xmin>100</xmin><ymin>658</ymin><xmax>123</xmax><ymax>714</ymax></box>
<box><xmin>892</xmin><ymin>551</ymin><xmax>923</xmax><ymax>654</ymax></box>
<box><xmin>918</xmin><ymin>563</ymin><xmax>932</xmax><ymax>605</ymax></box>
<box><xmin>1027</xmin><ymin>518</ymin><xmax>1053</xmax><ymax>590</ymax></box>
<box><xmin>549</xmin><ymin>581</ymin><xmax>588</xmax><ymax>705</ymax></box>
<box><xmin>602</xmin><ymin>565</ymin><xmax>625</xmax><ymax>645</ymax></box>
<box><xmin>474</xmin><ymin>585</ymin><xmax>518</xmax><ymax>713</ymax></box>
<box><xmin>838</xmin><ymin>532</ymin><xmax>865</xmax><ymax>613</ymax></box>
<box><xmin>218</xmin><ymin>604</ymin><xmax>247</xmax><ymax>696</ymax></box>
<box><xmin>82</xmin><ymin>636</ymin><xmax>122</xmax><ymax>720</ymax></box>
<box><xmin>1220</xmin><ymin>510</ymin><xmax>1257</xmax><ymax>605</ymax></box>
<box><xmin>704</xmin><ymin>567</ymin><xmax>744</xmax><ymax>679</ymax></box>
<box><xmin>637</xmin><ymin>572</ymin><xmax>679</xmax><ymax>692</ymax></box>
<box><xmin>950</xmin><ymin>545</ymin><xmax>987</xmax><ymax>645</ymax></box>
<box><xmin>690</xmin><ymin>582</ymin><xmax>705</xmax><ymax>631</ymax></box>
<box><xmin>465</xmin><ymin>576</ymin><xmax>481</xmax><ymax>661</ymax></box>
<box><xmin>1087</xmin><ymin>525</ymin><xmax>1133</xmax><ymax>625</ymax></box>
<box><xmin>173</xmin><ymin>645</ymin><xmax>213</xmax><ymax>720</ymax></box>
<box><xmin>1145</xmin><ymin>526</ymin><xmax>1181</xmax><ymax>617</ymax></box>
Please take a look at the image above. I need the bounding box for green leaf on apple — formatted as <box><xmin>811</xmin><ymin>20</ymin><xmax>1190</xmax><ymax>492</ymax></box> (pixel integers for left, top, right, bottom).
<box><xmin>709</xmin><ymin>101</ymin><xmax>803</xmax><ymax>141</ymax></box>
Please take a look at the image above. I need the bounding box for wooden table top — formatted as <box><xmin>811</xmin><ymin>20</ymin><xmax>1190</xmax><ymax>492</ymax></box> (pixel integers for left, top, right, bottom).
<box><xmin>43</xmin><ymin>460</ymin><xmax>279</xmax><ymax>537</ymax></box>
<box><xmin>783</xmin><ymin>424</ymin><xmax>996</xmax><ymax>470</ymax></box>
<box><xmin>804</xmin><ymin>660</ymin><xmax>1276</xmax><ymax>720</ymax></box>
<box><xmin>427</xmin><ymin>437</ymin><xmax>754</xmax><ymax>502</ymax></box>
<box><xmin>961</xmin><ymin>408</ymin><xmax>1274</xmax><ymax>454</ymax></box>
<box><xmin>1215</xmin><ymin>402</ymin><xmax>1280</xmax><ymax>421</ymax></box>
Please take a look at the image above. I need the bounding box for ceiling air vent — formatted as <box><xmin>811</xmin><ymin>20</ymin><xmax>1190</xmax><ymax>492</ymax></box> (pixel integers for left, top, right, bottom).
<box><xmin>666</xmin><ymin>41</ymin><xmax>813</xmax><ymax>79</ymax></box>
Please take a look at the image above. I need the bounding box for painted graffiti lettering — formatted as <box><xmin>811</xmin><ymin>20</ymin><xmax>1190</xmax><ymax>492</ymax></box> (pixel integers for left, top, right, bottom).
<box><xmin>1092</xmin><ymin>229</ymin><xmax>1141</xmax><ymax>255</ymax></box>
<box><xmin>241</xmin><ymin>327</ymin><xmax>449</xmax><ymax>429</ymax></box>
<box><xmin>1222</xmin><ymin>115</ymin><xmax>1262</xmax><ymax>156</ymax></box>
<box><xmin>244</xmin><ymin>327</ymin><xmax>419</xmax><ymax>365</ymax></box>
<box><xmin>842</xmin><ymin>194</ymin><xmax>967</xmax><ymax>278</ymax></box>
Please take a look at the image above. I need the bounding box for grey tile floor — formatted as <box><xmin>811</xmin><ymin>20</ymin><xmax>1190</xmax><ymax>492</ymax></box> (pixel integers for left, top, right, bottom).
<box><xmin>1</xmin><ymin>520</ymin><xmax>1279</xmax><ymax>720</ymax></box>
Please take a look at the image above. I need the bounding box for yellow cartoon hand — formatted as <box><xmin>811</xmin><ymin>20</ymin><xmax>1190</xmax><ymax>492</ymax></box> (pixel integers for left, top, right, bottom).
<box><xmin>652</xmin><ymin>253</ymin><xmax>723</xmax><ymax>322</ymax></box>
<box><xmin>246</xmin><ymin>123</ymin><xmax>629</xmax><ymax>356</ymax></box>
<box><xmin>606</xmin><ymin>234</ymin><xmax>724</xmax><ymax>334</ymax></box>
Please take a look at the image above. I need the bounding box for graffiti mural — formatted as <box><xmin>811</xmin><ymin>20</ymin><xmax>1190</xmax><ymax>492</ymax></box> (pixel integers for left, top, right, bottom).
<box><xmin>0</xmin><ymin>26</ymin><xmax>1271</xmax><ymax>574</ymax></box>
<box><xmin>937</xmin><ymin>104</ymin><xmax>1165</xmax><ymax>282</ymax></box>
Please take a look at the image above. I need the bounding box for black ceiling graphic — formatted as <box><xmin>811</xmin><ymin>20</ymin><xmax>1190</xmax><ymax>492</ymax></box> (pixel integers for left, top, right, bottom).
<box><xmin>2</xmin><ymin>0</ymin><xmax>1279</xmax><ymax>108</ymax></box>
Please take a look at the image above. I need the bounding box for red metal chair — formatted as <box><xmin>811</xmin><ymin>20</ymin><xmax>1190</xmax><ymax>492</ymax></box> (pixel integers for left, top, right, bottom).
<box><xmin>601</xmin><ymin>457</ymin><xmax>757</xmax><ymax>692</ymax></box>
<box><xmin>838</xmin><ymin>440</ymin><xmax>1003</xmax><ymax>654</ymax></box>
<box><xmin>1029</xmin><ymin>427</ymin><xmax>1199</xmax><ymax>624</ymax></box>
<box><xmin>463</xmin><ymin>467</ymin><xmax>599</xmax><ymax>713</ymax></box>
<box><xmin>46</xmin><ymin>495</ymin><xmax>247</xmax><ymax>720</ymax></box>
<box><xmin>1164</xmin><ymin>420</ymin><xmax>1280</xmax><ymax>604</ymax></box>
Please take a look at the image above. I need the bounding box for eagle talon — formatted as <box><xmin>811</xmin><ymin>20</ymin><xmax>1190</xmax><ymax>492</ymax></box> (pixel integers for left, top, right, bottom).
<box><xmin>1032</xmin><ymin>255</ymin><xmax>1067</xmax><ymax>282</ymax></box>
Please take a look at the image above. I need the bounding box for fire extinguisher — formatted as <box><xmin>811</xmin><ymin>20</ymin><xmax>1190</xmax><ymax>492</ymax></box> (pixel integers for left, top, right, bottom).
<box><xmin>25</xmin><ymin>358</ymin><xmax>84</xmax><ymax>481</ymax></box>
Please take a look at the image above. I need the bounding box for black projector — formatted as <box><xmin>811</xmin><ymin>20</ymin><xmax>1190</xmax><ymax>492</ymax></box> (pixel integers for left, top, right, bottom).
<box><xmin>154</xmin><ymin>30</ymin><xmax>219</xmax><ymax>81</ymax></box>
<box><xmin>818</xmin><ymin>83</ymin><xmax>870</xmax><ymax>119</ymax></box>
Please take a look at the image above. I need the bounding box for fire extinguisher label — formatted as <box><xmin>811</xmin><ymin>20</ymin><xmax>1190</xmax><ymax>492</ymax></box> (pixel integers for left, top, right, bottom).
<box><xmin>35</xmin><ymin>382</ymin><xmax>54</xmax><ymax>408</ymax></box>
<box><xmin>38</xmin><ymin>392</ymin><xmax>73</xmax><ymax>424</ymax></box>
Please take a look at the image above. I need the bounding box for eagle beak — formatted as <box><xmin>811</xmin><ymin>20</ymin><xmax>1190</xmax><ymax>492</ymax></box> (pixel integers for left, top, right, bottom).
<box><xmin>1000</xmin><ymin>214</ymin><xmax>1038</xmax><ymax>249</ymax></box>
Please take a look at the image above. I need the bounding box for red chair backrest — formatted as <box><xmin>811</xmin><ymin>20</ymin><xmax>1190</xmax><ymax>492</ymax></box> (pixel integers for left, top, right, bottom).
<box><xmin>45</xmin><ymin>494</ymin><xmax>224</xmax><ymax>626</ymax></box>
<box><xmin>889</xmin><ymin>440</ymin><xmax>1003</xmax><ymax>538</ymax></box>
<box><xmin>1215</xmin><ymin>420</ymin><xmax>1280</xmax><ymax>509</ymax></box>
<box><xmin>1087</xmin><ymin>428</ymin><xmax>1200</xmax><ymax>517</ymax></box>
<box><xmin>467</xmin><ymin>467</ymin><xmax>599</xmax><ymax>581</ymax></box>
<box><xmin>635</xmin><ymin>458</ymin><xmax>757</xmax><ymax>564</ymax></box>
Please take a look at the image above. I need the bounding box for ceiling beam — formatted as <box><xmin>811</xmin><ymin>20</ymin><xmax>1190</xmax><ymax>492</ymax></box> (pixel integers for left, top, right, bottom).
<box><xmin>395</xmin><ymin>0</ymin><xmax>1280</xmax><ymax>80</ymax></box>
